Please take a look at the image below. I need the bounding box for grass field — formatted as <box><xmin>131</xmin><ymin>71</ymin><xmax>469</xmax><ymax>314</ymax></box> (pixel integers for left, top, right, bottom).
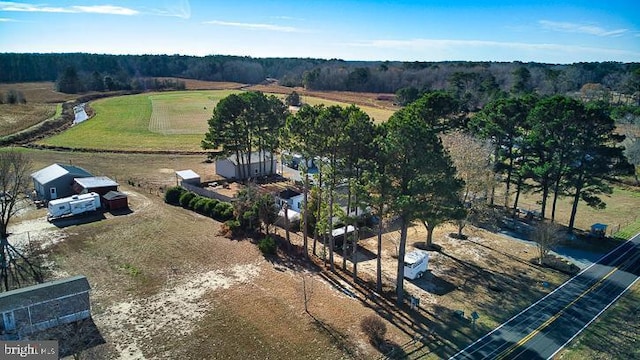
<box><xmin>148</xmin><ymin>90</ymin><xmax>241</xmax><ymax>135</ymax></box>
<box><xmin>39</xmin><ymin>89</ymin><xmax>396</xmax><ymax>151</ymax></box>
<box><xmin>0</xmin><ymin>103</ymin><xmax>57</xmax><ymax>136</ymax></box>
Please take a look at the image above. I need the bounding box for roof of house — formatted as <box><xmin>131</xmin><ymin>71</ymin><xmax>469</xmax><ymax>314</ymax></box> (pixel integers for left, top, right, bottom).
<box><xmin>175</xmin><ymin>169</ymin><xmax>200</xmax><ymax>180</ymax></box>
<box><xmin>0</xmin><ymin>275</ymin><xmax>90</xmax><ymax>312</ymax></box>
<box><xmin>278</xmin><ymin>188</ymin><xmax>301</xmax><ymax>199</ymax></box>
<box><xmin>226</xmin><ymin>151</ymin><xmax>274</xmax><ymax>166</ymax></box>
<box><xmin>31</xmin><ymin>164</ymin><xmax>92</xmax><ymax>185</ymax></box>
<box><xmin>74</xmin><ymin>176</ymin><xmax>119</xmax><ymax>189</ymax></box>
<box><xmin>103</xmin><ymin>190</ymin><xmax>127</xmax><ymax>201</ymax></box>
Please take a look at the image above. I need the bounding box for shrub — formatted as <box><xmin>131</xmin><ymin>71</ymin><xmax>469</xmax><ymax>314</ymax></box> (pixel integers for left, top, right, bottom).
<box><xmin>179</xmin><ymin>191</ymin><xmax>197</xmax><ymax>208</ymax></box>
<box><xmin>222</xmin><ymin>219</ymin><xmax>241</xmax><ymax>238</ymax></box>
<box><xmin>258</xmin><ymin>236</ymin><xmax>277</xmax><ymax>255</ymax></box>
<box><xmin>188</xmin><ymin>195</ymin><xmax>202</xmax><ymax>210</ymax></box>
<box><xmin>360</xmin><ymin>315</ymin><xmax>387</xmax><ymax>348</ymax></box>
<box><xmin>165</xmin><ymin>186</ymin><xmax>186</xmax><ymax>205</ymax></box>
<box><xmin>194</xmin><ymin>197</ymin><xmax>210</xmax><ymax>214</ymax></box>
<box><xmin>204</xmin><ymin>199</ymin><xmax>219</xmax><ymax>217</ymax></box>
<box><xmin>214</xmin><ymin>202</ymin><xmax>234</xmax><ymax>221</ymax></box>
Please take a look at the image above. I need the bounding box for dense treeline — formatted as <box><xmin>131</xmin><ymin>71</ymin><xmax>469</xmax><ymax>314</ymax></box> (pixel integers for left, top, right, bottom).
<box><xmin>1</xmin><ymin>53</ymin><xmax>638</xmax><ymax>101</ymax></box>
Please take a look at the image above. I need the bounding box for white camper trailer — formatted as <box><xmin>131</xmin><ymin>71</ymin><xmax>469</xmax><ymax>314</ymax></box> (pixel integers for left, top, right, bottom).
<box><xmin>403</xmin><ymin>250</ymin><xmax>428</xmax><ymax>280</ymax></box>
<box><xmin>47</xmin><ymin>192</ymin><xmax>101</xmax><ymax>220</ymax></box>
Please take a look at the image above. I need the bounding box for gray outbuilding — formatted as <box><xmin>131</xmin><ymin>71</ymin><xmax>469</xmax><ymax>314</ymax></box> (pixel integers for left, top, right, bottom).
<box><xmin>215</xmin><ymin>151</ymin><xmax>277</xmax><ymax>180</ymax></box>
<box><xmin>31</xmin><ymin>163</ymin><xmax>93</xmax><ymax>201</ymax></box>
<box><xmin>0</xmin><ymin>275</ymin><xmax>91</xmax><ymax>340</ymax></box>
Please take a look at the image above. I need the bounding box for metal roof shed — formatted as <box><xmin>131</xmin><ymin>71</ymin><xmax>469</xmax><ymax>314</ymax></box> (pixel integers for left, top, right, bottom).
<box><xmin>175</xmin><ymin>170</ymin><xmax>201</xmax><ymax>186</ymax></box>
<box><xmin>103</xmin><ymin>191</ymin><xmax>128</xmax><ymax>210</ymax></box>
<box><xmin>73</xmin><ymin>176</ymin><xmax>119</xmax><ymax>196</ymax></box>
<box><xmin>31</xmin><ymin>163</ymin><xmax>93</xmax><ymax>201</ymax></box>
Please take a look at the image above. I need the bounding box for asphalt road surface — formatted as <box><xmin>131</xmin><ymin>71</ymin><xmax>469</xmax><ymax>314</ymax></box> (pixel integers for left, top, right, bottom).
<box><xmin>450</xmin><ymin>233</ymin><xmax>640</xmax><ymax>360</ymax></box>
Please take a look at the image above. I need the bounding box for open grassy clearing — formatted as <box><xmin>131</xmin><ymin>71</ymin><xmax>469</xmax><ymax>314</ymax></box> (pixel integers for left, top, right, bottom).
<box><xmin>39</xmin><ymin>89</ymin><xmax>396</xmax><ymax>151</ymax></box>
<box><xmin>0</xmin><ymin>81</ymin><xmax>75</xmax><ymax>103</ymax></box>
<box><xmin>497</xmin><ymin>185</ymin><xmax>640</xmax><ymax>237</ymax></box>
<box><xmin>299</xmin><ymin>95</ymin><xmax>395</xmax><ymax>123</ymax></box>
<box><xmin>0</xmin><ymin>103</ymin><xmax>57</xmax><ymax>136</ymax></box>
<box><xmin>40</xmin><ymin>93</ymin><xmax>205</xmax><ymax>151</ymax></box>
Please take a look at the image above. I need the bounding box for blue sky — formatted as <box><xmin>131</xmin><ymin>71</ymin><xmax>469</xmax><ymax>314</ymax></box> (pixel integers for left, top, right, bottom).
<box><xmin>1</xmin><ymin>0</ymin><xmax>638</xmax><ymax>63</ymax></box>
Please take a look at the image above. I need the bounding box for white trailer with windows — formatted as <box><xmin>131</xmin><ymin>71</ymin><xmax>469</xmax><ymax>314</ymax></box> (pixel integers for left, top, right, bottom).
<box><xmin>404</xmin><ymin>250</ymin><xmax>429</xmax><ymax>280</ymax></box>
<box><xmin>47</xmin><ymin>192</ymin><xmax>101</xmax><ymax>220</ymax></box>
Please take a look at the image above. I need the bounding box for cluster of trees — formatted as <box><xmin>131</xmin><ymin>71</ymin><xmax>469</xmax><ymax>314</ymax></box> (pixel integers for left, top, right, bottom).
<box><xmin>56</xmin><ymin>66</ymin><xmax>186</xmax><ymax>94</ymax></box>
<box><xmin>2</xmin><ymin>53</ymin><xmax>638</xmax><ymax>101</ymax></box>
<box><xmin>0</xmin><ymin>89</ymin><xmax>27</xmax><ymax>104</ymax></box>
<box><xmin>471</xmin><ymin>95</ymin><xmax>631</xmax><ymax>232</ymax></box>
<box><xmin>203</xmin><ymin>88</ymin><xmax>632</xmax><ymax>305</ymax></box>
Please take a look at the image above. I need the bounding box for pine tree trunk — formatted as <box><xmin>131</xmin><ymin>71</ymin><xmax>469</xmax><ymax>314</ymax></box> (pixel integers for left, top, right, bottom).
<box><xmin>396</xmin><ymin>216</ymin><xmax>408</xmax><ymax>307</ymax></box>
<box><xmin>376</xmin><ymin>216</ymin><xmax>383</xmax><ymax>293</ymax></box>
<box><xmin>303</xmin><ymin>171</ymin><xmax>309</xmax><ymax>259</ymax></box>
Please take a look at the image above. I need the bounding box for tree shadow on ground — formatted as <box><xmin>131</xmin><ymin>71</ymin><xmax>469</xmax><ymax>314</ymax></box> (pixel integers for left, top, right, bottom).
<box><xmin>29</xmin><ymin>317</ymin><xmax>106</xmax><ymax>358</ymax></box>
<box><xmin>410</xmin><ymin>271</ymin><xmax>457</xmax><ymax>296</ymax></box>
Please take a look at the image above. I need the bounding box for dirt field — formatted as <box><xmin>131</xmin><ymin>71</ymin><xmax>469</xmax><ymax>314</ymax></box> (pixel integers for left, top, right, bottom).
<box><xmin>6</xmin><ymin>145</ymin><xmax>582</xmax><ymax>359</ymax></box>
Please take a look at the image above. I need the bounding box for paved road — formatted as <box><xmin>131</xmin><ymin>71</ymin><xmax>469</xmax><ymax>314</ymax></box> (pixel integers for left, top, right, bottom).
<box><xmin>450</xmin><ymin>233</ymin><xmax>640</xmax><ymax>360</ymax></box>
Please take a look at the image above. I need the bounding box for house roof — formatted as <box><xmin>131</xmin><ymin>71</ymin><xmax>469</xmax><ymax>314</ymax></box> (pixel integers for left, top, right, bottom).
<box><xmin>103</xmin><ymin>190</ymin><xmax>127</xmax><ymax>201</ymax></box>
<box><xmin>278</xmin><ymin>188</ymin><xmax>301</xmax><ymax>199</ymax></box>
<box><xmin>74</xmin><ymin>176</ymin><xmax>118</xmax><ymax>189</ymax></box>
<box><xmin>31</xmin><ymin>163</ymin><xmax>92</xmax><ymax>185</ymax></box>
<box><xmin>0</xmin><ymin>275</ymin><xmax>90</xmax><ymax>312</ymax></box>
<box><xmin>175</xmin><ymin>169</ymin><xmax>200</xmax><ymax>180</ymax></box>
<box><xmin>227</xmin><ymin>151</ymin><xmax>274</xmax><ymax>165</ymax></box>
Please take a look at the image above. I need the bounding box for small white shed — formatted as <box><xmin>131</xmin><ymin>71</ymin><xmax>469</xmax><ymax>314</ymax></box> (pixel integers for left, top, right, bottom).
<box><xmin>175</xmin><ymin>170</ymin><xmax>201</xmax><ymax>186</ymax></box>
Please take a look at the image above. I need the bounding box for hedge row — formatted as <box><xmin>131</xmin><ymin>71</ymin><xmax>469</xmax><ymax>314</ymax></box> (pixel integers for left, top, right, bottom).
<box><xmin>164</xmin><ymin>186</ymin><xmax>234</xmax><ymax>222</ymax></box>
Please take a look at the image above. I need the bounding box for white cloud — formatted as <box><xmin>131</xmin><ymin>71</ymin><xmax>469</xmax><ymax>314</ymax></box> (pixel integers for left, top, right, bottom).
<box><xmin>71</xmin><ymin>5</ymin><xmax>138</xmax><ymax>16</ymax></box>
<box><xmin>203</xmin><ymin>20</ymin><xmax>301</xmax><ymax>33</ymax></box>
<box><xmin>0</xmin><ymin>17</ymin><xmax>18</xmax><ymax>21</ymax></box>
<box><xmin>149</xmin><ymin>0</ymin><xmax>191</xmax><ymax>19</ymax></box>
<box><xmin>539</xmin><ymin>20</ymin><xmax>628</xmax><ymax>37</ymax></box>
<box><xmin>0</xmin><ymin>1</ymin><xmax>138</xmax><ymax>15</ymax></box>
<box><xmin>349</xmin><ymin>38</ymin><xmax>640</xmax><ymax>59</ymax></box>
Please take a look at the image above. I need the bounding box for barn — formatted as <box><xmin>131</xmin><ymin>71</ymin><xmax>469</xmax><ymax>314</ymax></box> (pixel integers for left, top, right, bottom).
<box><xmin>31</xmin><ymin>164</ymin><xmax>93</xmax><ymax>201</ymax></box>
<box><xmin>73</xmin><ymin>176</ymin><xmax>119</xmax><ymax>196</ymax></box>
<box><xmin>215</xmin><ymin>151</ymin><xmax>277</xmax><ymax>180</ymax></box>
<box><xmin>102</xmin><ymin>191</ymin><xmax>129</xmax><ymax>210</ymax></box>
<box><xmin>0</xmin><ymin>275</ymin><xmax>91</xmax><ymax>340</ymax></box>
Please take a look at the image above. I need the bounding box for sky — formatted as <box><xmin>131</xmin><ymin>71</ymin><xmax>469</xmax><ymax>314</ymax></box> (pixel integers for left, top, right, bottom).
<box><xmin>0</xmin><ymin>0</ymin><xmax>639</xmax><ymax>64</ymax></box>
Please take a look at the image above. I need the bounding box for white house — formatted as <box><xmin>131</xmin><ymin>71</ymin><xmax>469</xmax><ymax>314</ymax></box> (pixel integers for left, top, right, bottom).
<box><xmin>215</xmin><ymin>151</ymin><xmax>277</xmax><ymax>180</ymax></box>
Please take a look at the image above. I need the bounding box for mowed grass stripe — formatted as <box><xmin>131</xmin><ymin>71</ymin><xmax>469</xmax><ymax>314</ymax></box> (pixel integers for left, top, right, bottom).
<box><xmin>149</xmin><ymin>91</ymin><xmax>239</xmax><ymax>135</ymax></box>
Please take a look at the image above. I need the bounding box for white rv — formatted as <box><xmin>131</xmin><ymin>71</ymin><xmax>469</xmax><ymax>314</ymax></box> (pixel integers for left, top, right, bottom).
<box><xmin>47</xmin><ymin>192</ymin><xmax>101</xmax><ymax>220</ymax></box>
<box><xmin>404</xmin><ymin>250</ymin><xmax>429</xmax><ymax>280</ymax></box>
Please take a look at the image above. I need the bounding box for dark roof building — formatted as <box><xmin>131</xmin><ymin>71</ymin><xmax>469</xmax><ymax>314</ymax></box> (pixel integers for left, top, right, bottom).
<box><xmin>103</xmin><ymin>190</ymin><xmax>128</xmax><ymax>210</ymax></box>
<box><xmin>0</xmin><ymin>275</ymin><xmax>91</xmax><ymax>339</ymax></box>
<box><xmin>31</xmin><ymin>164</ymin><xmax>93</xmax><ymax>201</ymax></box>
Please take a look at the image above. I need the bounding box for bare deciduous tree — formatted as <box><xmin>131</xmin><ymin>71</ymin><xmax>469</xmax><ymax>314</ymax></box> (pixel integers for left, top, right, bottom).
<box><xmin>0</xmin><ymin>149</ymin><xmax>43</xmax><ymax>291</ymax></box>
<box><xmin>531</xmin><ymin>221</ymin><xmax>564</xmax><ymax>265</ymax></box>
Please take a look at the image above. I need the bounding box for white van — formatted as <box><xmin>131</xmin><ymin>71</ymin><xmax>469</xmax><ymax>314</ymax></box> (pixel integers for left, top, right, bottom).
<box><xmin>404</xmin><ymin>250</ymin><xmax>429</xmax><ymax>280</ymax></box>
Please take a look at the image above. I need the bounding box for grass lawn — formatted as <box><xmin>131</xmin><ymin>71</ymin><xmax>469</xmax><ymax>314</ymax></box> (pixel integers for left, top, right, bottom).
<box><xmin>39</xmin><ymin>89</ymin><xmax>395</xmax><ymax>151</ymax></box>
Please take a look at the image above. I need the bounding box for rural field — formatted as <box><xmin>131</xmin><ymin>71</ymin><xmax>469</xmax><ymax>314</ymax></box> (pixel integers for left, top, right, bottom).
<box><xmin>1</xmin><ymin>80</ymin><xmax>639</xmax><ymax>359</ymax></box>
<box><xmin>36</xmin><ymin>82</ymin><xmax>396</xmax><ymax>152</ymax></box>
